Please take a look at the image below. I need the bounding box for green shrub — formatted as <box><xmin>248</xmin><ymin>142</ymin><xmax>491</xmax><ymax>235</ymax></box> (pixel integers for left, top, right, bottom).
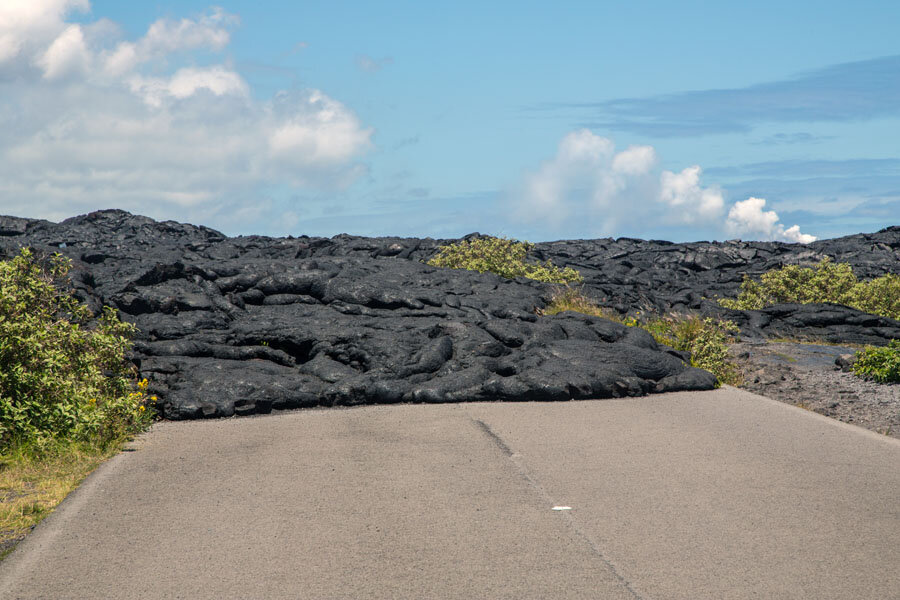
<box><xmin>851</xmin><ymin>340</ymin><xmax>900</xmax><ymax>383</ymax></box>
<box><xmin>845</xmin><ymin>274</ymin><xmax>900</xmax><ymax>321</ymax></box>
<box><xmin>427</xmin><ymin>237</ymin><xmax>583</xmax><ymax>284</ymax></box>
<box><xmin>543</xmin><ymin>288</ymin><xmax>741</xmax><ymax>386</ymax></box>
<box><xmin>641</xmin><ymin>315</ymin><xmax>742</xmax><ymax>386</ymax></box>
<box><xmin>720</xmin><ymin>258</ymin><xmax>900</xmax><ymax>320</ymax></box>
<box><xmin>0</xmin><ymin>249</ymin><xmax>154</xmax><ymax>451</ymax></box>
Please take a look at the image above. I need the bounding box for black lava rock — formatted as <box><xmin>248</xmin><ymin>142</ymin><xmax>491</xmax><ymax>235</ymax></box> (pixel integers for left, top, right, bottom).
<box><xmin>2</xmin><ymin>209</ymin><xmax>898</xmax><ymax>419</ymax></box>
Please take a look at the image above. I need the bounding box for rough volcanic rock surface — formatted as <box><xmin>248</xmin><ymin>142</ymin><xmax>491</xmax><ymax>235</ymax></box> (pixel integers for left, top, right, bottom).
<box><xmin>706</xmin><ymin>303</ymin><xmax>900</xmax><ymax>346</ymax></box>
<box><xmin>525</xmin><ymin>227</ymin><xmax>900</xmax><ymax>316</ymax></box>
<box><xmin>730</xmin><ymin>341</ymin><xmax>900</xmax><ymax>440</ymax></box>
<box><xmin>0</xmin><ymin>211</ymin><xmax>717</xmax><ymax>419</ymax></box>
<box><xmin>1</xmin><ymin>210</ymin><xmax>898</xmax><ymax>420</ymax></box>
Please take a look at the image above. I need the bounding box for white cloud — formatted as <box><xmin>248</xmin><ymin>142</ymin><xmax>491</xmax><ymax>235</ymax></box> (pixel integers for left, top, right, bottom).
<box><xmin>101</xmin><ymin>7</ymin><xmax>236</xmax><ymax>76</ymax></box>
<box><xmin>38</xmin><ymin>23</ymin><xmax>91</xmax><ymax>79</ymax></box>
<box><xmin>515</xmin><ymin>129</ymin><xmax>817</xmax><ymax>241</ymax></box>
<box><xmin>726</xmin><ymin>197</ymin><xmax>816</xmax><ymax>243</ymax></box>
<box><xmin>782</xmin><ymin>225</ymin><xmax>816</xmax><ymax>243</ymax></box>
<box><xmin>0</xmin><ymin>0</ymin><xmax>89</xmax><ymax>73</ymax></box>
<box><xmin>659</xmin><ymin>165</ymin><xmax>724</xmax><ymax>223</ymax></box>
<box><xmin>515</xmin><ymin>129</ymin><xmax>724</xmax><ymax>234</ymax></box>
<box><xmin>141</xmin><ymin>7</ymin><xmax>234</xmax><ymax>54</ymax></box>
<box><xmin>168</xmin><ymin>66</ymin><xmax>247</xmax><ymax>98</ymax></box>
<box><xmin>0</xmin><ymin>2</ymin><xmax>373</xmax><ymax>231</ymax></box>
<box><xmin>129</xmin><ymin>66</ymin><xmax>249</xmax><ymax>106</ymax></box>
<box><xmin>102</xmin><ymin>41</ymin><xmax>137</xmax><ymax>76</ymax></box>
<box><xmin>517</xmin><ymin>130</ymin><xmax>616</xmax><ymax>227</ymax></box>
<box><xmin>268</xmin><ymin>91</ymin><xmax>373</xmax><ymax>168</ymax></box>
<box><xmin>612</xmin><ymin>145</ymin><xmax>656</xmax><ymax>175</ymax></box>
<box><xmin>558</xmin><ymin>128</ymin><xmax>614</xmax><ymax>162</ymax></box>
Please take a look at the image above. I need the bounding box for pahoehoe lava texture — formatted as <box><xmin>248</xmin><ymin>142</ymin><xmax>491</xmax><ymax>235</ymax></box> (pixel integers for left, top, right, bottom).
<box><xmin>1</xmin><ymin>210</ymin><xmax>898</xmax><ymax>419</ymax></box>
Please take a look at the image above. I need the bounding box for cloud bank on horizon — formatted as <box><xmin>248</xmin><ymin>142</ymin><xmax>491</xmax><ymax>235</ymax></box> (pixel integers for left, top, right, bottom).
<box><xmin>0</xmin><ymin>0</ymin><xmax>373</xmax><ymax>230</ymax></box>
<box><xmin>514</xmin><ymin>130</ymin><xmax>815</xmax><ymax>243</ymax></box>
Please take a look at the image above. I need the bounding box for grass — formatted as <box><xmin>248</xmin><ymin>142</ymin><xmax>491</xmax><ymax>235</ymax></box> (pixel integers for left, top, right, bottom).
<box><xmin>0</xmin><ymin>440</ymin><xmax>122</xmax><ymax>561</ymax></box>
<box><xmin>540</xmin><ymin>286</ymin><xmax>623</xmax><ymax>320</ymax></box>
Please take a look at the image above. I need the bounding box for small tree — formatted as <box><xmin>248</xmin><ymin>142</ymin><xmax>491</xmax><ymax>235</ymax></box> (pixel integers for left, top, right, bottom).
<box><xmin>0</xmin><ymin>249</ymin><xmax>153</xmax><ymax>450</ymax></box>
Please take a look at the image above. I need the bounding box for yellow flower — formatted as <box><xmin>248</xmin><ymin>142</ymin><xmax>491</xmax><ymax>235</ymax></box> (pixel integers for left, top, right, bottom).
<box><xmin>150</xmin><ymin>396</ymin><xmax>157</xmax><ymax>403</ymax></box>
<box><xmin>139</xmin><ymin>405</ymin><xmax>146</xmax><ymax>412</ymax></box>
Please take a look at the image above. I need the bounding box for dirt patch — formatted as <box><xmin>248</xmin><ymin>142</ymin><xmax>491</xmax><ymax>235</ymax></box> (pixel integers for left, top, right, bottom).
<box><xmin>731</xmin><ymin>341</ymin><xmax>900</xmax><ymax>439</ymax></box>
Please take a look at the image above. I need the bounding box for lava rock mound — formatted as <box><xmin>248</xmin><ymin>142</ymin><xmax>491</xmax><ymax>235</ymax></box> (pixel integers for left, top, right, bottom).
<box><xmin>0</xmin><ymin>211</ymin><xmax>715</xmax><ymax>419</ymax></box>
<box><xmin>1</xmin><ymin>210</ymin><xmax>898</xmax><ymax>419</ymax></box>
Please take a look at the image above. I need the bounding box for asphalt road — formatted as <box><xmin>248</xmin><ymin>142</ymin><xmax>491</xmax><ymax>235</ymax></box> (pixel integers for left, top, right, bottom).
<box><xmin>2</xmin><ymin>387</ymin><xmax>898</xmax><ymax>599</ymax></box>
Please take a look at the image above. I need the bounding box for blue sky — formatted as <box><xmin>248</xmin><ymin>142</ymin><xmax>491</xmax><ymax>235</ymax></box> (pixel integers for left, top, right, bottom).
<box><xmin>1</xmin><ymin>1</ymin><xmax>899</xmax><ymax>242</ymax></box>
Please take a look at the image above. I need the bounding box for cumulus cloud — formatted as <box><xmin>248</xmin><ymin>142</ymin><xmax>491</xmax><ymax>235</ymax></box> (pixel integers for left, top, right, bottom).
<box><xmin>101</xmin><ymin>7</ymin><xmax>237</xmax><ymax>76</ymax></box>
<box><xmin>515</xmin><ymin>129</ymin><xmax>816</xmax><ymax>241</ymax></box>
<box><xmin>141</xmin><ymin>7</ymin><xmax>234</xmax><ymax>53</ymax></box>
<box><xmin>515</xmin><ymin>129</ymin><xmax>722</xmax><ymax>234</ymax></box>
<box><xmin>726</xmin><ymin>197</ymin><xmax>816</xmax><ymax>243</ymax></box>
<box><xmin>659</xmin><ymin>165</ymin><xmax>724</xmax><ymax>223</ymax></box>
<box><xmin>517</xmin><ymin>130</ymin><xmax>614</xmax><ymax>227</ymax></box>
<box><xmin>129</xmin><ymin>66</ymin><xmax>250</xmax><ymax>107</ymax></box>
<box><xmin>268</xmin><ymin>91</ymin><xmax>373</xmax><ymax>167</ymax></box>
<box><xmin>0</xmin><ymin>1</ymin><xmax>373</xmax><ymax>230</ymax></box>
<box><xmin>0</xmin><ymin>0</ymin><xmax>89</xmax><ymax>75</ymax></box>
<box><xmin>611</xmin><ymin>144</ymin><xmax>656</xmax><ymax>175</ymax></box>
<box><xmin>37</xmin><ymin>23</ymin><xmax>91</xmax><ymax>79</ymax></box>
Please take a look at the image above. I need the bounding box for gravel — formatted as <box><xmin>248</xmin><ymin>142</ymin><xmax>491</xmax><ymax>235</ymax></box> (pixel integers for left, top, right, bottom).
<box><xmin>732</xmin><ymin>341</ymin><xmax>900</xmax><ymax>439</ymax></box>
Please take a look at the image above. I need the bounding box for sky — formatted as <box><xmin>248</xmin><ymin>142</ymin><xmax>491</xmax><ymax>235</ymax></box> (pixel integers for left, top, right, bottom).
<box><xmin>1</xmin><ymin>1</ymin><xmax>899</xmax><ymax>243</ymax></box>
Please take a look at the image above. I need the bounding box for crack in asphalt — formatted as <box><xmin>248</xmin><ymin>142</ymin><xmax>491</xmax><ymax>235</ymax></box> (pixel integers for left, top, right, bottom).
<box><xmin>470</xmin><ymin>416</ymin><xmax>646</xmax><ymax>600</ymax></box>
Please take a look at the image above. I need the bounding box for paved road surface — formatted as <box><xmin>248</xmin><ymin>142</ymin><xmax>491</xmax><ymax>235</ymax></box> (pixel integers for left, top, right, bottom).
<box><xmin>2</xmin><ymin>387</ymin><xmax>898</xmax><ymax>599</ymax></box>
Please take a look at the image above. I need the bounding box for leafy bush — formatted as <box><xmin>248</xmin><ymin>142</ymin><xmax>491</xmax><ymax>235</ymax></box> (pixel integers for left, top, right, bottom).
<box><xmin>543</xmin><ymin>288</ymin><xmax>741</xmax><ymax>385</ymax></box>
<box><xmin>851</xmin><ymin>340</ymin><xmax>900</xmax><ymax>383</ymax></box>
<box><xmin>640</xmin><ymin>315</ymin><xmax>741</xmax><ymax>386</ymax></box>
<box><xmin>845</xmin><ymin>275</ymin><xmax>900</xmax><ymax>322</ymax></box>
<box><xmin>720</xmin><ymin>258</ymin><xmax>900</xmax><ymax>320</ymax></box>
<box><xmin>427</xmin><ymin>237</ymin><xmax>583</xmax><ymax>284</ymax></box>
<box><xmin>0</xmin><ymin>249</ymin><xmax>154</xmax><ymax>450</ymax></box>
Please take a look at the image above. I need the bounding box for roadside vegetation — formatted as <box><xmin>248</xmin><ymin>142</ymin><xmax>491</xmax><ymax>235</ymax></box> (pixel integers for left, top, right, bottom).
<box><xmin>0</xmin><ymin>441</ymin><xmax>120</xmax><ymax>560</ymax></box>
<box><xmin>719</xmin><ymin>258</ymin><xmax>900</xmax><ymax>383</ymax></box>
<box><xmin>719</xmin><ymin>258</ymin><xmax>900</xmax><ymax>321</ymax></box>
<box><xmin>0</xmin><ymin>249</ymin><xmax>154</xmax><ymax>559</ymax></box>
<box><xmin>850</xmin><ymin>340</ymin><xmax>900</xmax><ymax>383</ymax></box>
